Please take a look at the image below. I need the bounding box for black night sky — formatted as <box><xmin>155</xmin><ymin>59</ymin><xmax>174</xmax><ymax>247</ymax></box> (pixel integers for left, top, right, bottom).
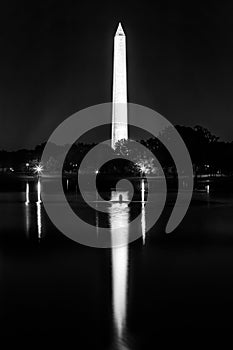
<box><xmin>1</xmin><ymin>0</ymin><xmax>233</xmax><ymax>150</ymax></box>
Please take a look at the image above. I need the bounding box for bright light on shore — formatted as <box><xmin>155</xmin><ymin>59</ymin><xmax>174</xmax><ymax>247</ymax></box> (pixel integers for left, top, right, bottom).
<box><xmin>33</xmin><ymin>164</ymin><xmax>44</xmax><ymax>175</ymax></box>
<box><xmin>140</xmin><ymin>164</ymin><xmax>146</xmax><ymax>173</ymax></box>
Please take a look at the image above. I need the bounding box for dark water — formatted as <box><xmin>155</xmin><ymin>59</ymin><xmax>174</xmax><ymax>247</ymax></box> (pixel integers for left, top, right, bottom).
<box><xmin>1</xmin><ymin>177</ymin><xmax>233</xmax><ymax>348</ymax></box>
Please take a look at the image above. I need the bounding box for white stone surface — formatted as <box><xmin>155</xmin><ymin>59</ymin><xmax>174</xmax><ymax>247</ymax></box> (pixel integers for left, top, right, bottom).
<box><xmin>111</xmin><ymin>23</ymin><xmax>128</xmax><ymax>148</ymax></box>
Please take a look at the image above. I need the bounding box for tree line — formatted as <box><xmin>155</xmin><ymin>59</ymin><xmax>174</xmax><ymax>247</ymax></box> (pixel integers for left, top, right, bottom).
<box><xmin>0</xmin><ymin>125</ymin><xmax>232</xmax><ymax>176</ymax></box>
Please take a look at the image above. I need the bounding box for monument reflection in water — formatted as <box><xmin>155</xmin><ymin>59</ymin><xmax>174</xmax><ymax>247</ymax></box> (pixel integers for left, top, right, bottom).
<box><xmin>107</xmin><ymin>185</ymin><xmax>146</xmax><ymax>349</ymax></box>
<box><xmin>23</xmin><ymin>180</ymin><xmax>146</xmax><ymax>349</ymax></box>
<box><xmin>108</xmin><ymin>190</ymin><xmax>130</xmax><ymax>348</ymax></box>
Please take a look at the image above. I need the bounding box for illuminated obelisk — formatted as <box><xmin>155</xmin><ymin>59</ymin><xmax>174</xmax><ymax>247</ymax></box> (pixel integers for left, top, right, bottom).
<box><xmin>111</xmin><ymin>23</ymin><xmax>128</xmax><ymax>149</ymax></box>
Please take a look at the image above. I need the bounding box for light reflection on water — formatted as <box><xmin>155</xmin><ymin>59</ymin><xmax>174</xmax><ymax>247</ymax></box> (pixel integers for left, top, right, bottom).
<box><xmin>141</xmin><ymin>179</ymin><xmax>145</xmax><ymax>203</ymax></box>
<box><xmin>141</xmin><ymin>202</ymin><xmax>146</xmax><ymax>245</ymax></box>
<box><xmin>36</xmin><ymin>202</ymin><xmax>42</xmax><ymax>240</ymax></box>
<box><xmin>37</xmin><ymin>178</ymin><xmax>42</xmax><ymax>240</ymax></box>
<box><xmin>25</xmin><ymin>182</ymin><xmax>30</xmax><ymax>205</ymax></box>
<box><xmin>24</xmin><ymin>178</ymin><xmax>43</xmax><ymax>240</ymax></box>
<box><xmin>141</xmin><ymin>180</ymin><xmax>146</xmax><ymax>245</ymax></box>
<box><xmin>37</xmin><ymin>178</ymin><xmax>41</xmax><ymax>204</ymax></box>
<box><xmin>25</xmin><ymin>182</ymin><xmax>30</xmax><ymax>238</ymax></box>
<box><xmin>25</xmin><ymin>200</ymin><xmax>30</xmax><ymax>238</ymax></box>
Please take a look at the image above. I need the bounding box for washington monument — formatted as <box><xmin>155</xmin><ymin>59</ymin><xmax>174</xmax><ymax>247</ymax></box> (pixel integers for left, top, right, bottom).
<box><xmin>111</xmin><ymin>23</ymin><xmax>128</xmax><ymax>149</ymax></box>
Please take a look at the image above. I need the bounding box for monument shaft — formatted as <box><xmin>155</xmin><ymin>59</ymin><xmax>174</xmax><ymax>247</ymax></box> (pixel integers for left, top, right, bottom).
<box><xmin>111</xmin><ymin>23</ymin><xmax>128</xmax><ymax>149</ymax></box>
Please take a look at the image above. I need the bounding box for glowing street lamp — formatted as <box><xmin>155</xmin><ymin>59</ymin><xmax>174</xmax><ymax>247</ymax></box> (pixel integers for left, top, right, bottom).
<box><xmin>140</xmin><ymin>165</ymin><xmax>146</xmax><ymax>173</ymax></box>
<box><xmin>137</xmin><ymin>163</ymin><xmax>147</xmax><ymax>177</ymax></box>
<box><xmin>33</xmin><ymin>163</ymin><xmax>44</xmax><ymax>176</ymax></box>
